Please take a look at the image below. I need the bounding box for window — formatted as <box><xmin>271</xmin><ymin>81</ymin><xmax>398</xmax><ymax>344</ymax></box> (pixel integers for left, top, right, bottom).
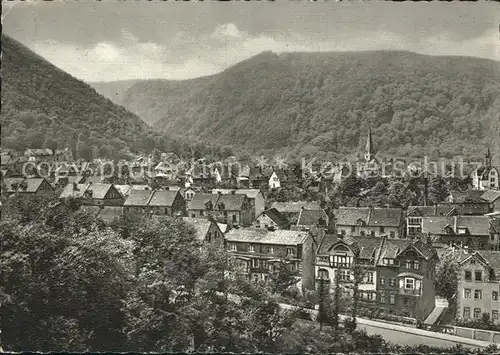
<box><xmin>268</xmin><ymin>247</ymin><xmax>274</xmax><ymax>254</ymax></box>
<box><xmin>414</xmin><ymin>261</ymin><xmax>420</xmax><ymax>270</ymax></box>
<box><xmin>318</xmin><ymin>269</ymin><xmax>329</xmax><ymax>280</ymax></box>
<box><xmin>366</xmin><ymin>272</ymin><xmax>374</xmax><ymax>284</ymax></box>
<box><xmin>340</xmin><ymin>270</ymin><xmax>350</xmax><ymax>281</ymax></box>
<box><xmin>494</xmin><ymin>292</ymin><xmax>499</xmax><ymax>301</ymax></box>
<box><xmin>252</xmin><ymin>259</ymin><xmax>259</xmax><ymax>268</ymax></box>
<box><xmin>465</xmin><ymin>271</ymin><xmax>472</xmax><ymax>281</ymax></box>
<box><xmin>380</xmin><ymin>294</ymin><xmax>386</xmax><ymax>303</ymax></box>
<box><xmin>230</xmin><ymin>244</ymin><xmax>237</xmax><ymax>251</ymax></box>
<box><xmin>191</xmin><ymin>213</ymin><xmax>196</xmax><ymax>218</ymax></box>
<box><xmin>493</xmin><ymin>311</ymin><xmax>499</xmax><ymax>321</ymax></box>
<box><xmin>370</xmin><ymin>231</ymin><xmax>375</xmax><ymax>237</ymax></box>
<box><xmin>403</xmin><ymin>298</ymin><xmax>409</xmax><ymax>305</ymax></box>
<box><xmin>475</xmin><ymin>271</ymin><xmax>482</xmax><ymax>281</ymax></box>
<box><xmin>379</xmin><ymin>277</ymin><xmax>386</xmax><ymax>285</ymax></box>
<box><xmin>383</xmin><ymin>258</ymin><xmax>395</xmax><ymax>266</ymax></box>
<box><xmin>389</xmin><ymin>278</ymin><xmax>396</xmax><ymax>287</ymax></box>
<box><xmin>360</xmin><ymin>231</ymin><xmax>366</xmax><ymax>237</ymax></box>
<box><xmin>332</xmin><ymin>255</ymin><xmax>352</xmax><ymax>268</ymax></box>
<box><xmin>474</xmin><ymin>290</ymin><xmax>482</xmax><ymax>300</ymax></box>
<box><xmin>463</xmin><ymin>307</ymin><xmax>471</xmax><ymax>319</ymax></box>
<box><xmin>367</xmin><ymin>292</ymin><xmax>374</xmax><ymax>300</ymax></box>
<box><xmin>253</xmin><ymin>274</ymin><xmax>260</xmax><ymax>283</ymax></box>
<box><xmin>474</xmin><ymin>308</ymin><xmax>481</xmax><ymax>319</ymax></box>
<box><xmin>405</xmin><ymin>278</ymin><xmax>415</xmax><ymax>289</ymax></box>
<box><xmin>390</xmin><ymin>231</ymin><xmax>396</xmax><ymax>238</ymax></box>
<box><xmin>351</xmin><ymin>226</ymin><xmax>355</xmax><ymax>232</ymax></box>
<box><xmin>479</xmin><ymin>242</ymin><xmax>485</xmax><ymax>249</ymax></box>
<box><xmin>289</xmin><ymin>263</ymin><xmax>296</xmax><ymax>271</ymax></box>
<box><xmin>406</xmin><ymin>261</ymin><xmax>412</xmax><ymax>269</ymax></box>
<box><xmin>248</xmin><ymin>245</ymin><xmax>255</xmax><ymax>253</ymax></box>
<box><xmin>232</xmin><ymin>214</ymin><xmax>237</xmax><ymax>223</ymax></box>
<box><xmin>341</xmin><ymin>230</ymin><xmax>346</xmax><ymax>236</ymax></box>
<box><xmin>389</xmin><ymin>295</ymin><xmax>396</xmax><ymax>305</ymax></box>
<box><xmin>464</xmin><ymin>289</ymin><xmax>471</xmax><ymax>298</ymax></box>
<box><xmin>200</xmin><ymin>210</ymin><xmax>204</xmax><ymax>216</ymax></box>
<box><xmin>380</xmin><ymin>226</ymin><xmax>385</xmax><ymax>233</ymax></box>
<box><xmin>408</xmin><ymin>217</ymin><xmax>421</xmax><ymax>225</ymax></box>
<box><xmin>287</xmin><ymin>247</ymin><xmax>295</xmax><ymax>256</ymax></box>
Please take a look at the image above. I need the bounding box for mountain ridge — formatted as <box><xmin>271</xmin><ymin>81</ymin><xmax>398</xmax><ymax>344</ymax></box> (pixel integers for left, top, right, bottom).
<box><xmin>89</xmin><ymin>50</ymin><xmax>500</xmax><ymax>160</ymax></box>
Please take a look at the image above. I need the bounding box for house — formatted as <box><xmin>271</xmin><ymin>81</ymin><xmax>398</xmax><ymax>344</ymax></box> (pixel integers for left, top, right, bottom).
<box><xmin>407</xmin><ymin>204</ymin><xmax>493</xmax><ymax>238</ymax></box>
<box><xmin>471</xmin><ymin>149</ymin><xmax>500</xmax><ymax>191</ymax></box>
<box><xmin>225</xmin><ymin>227</ymin><xmax>316</xmax><ymax>292</ymax></box>
<box><xmin>148</xmin><ymin>190</ymin><xmax>186</xmax><ymax>216</ymax></box>
<box><xmin>211</xmin><ymin>188</ymin><xmax>265</xmax><ymax>220</ymax></box>
<box><xmin>315</xmin><ymin>234</ymin><xmax>438</xmax><ymax>322</ymax></box>
<box><xmin>54</xmin><ymin>174</ymin><xmax>84</xmax><ymax>188</ymax></box>
<box><xmin>482</xmin><ymin>190</ymin><xmax>500</xmax><ymax>213</ymax></box>
<box><xmin>59</xmin><ymin>183</ymin><xmax>123</xmax><ymax>206</ymax></box>
<box><xmin>215</xmin><ymin>193</ymin><xmax>252</xmax><ymax>227</ymax></box>
<box><xmin>270</xmin><ymin>201</ymin><xmax>322</xmax><ymax>224</ymax></box>
<box><xmin>296</xmin><ymin>208</ymin><xmax>329</xmax><ymax>230</ymax></box>
<box><xmin>182</xmin><ymin>217</ymin><xmax>226</xmax><ymax>247</ymax></box>
<box><xmin>161</xmin><ymin>152</ymin><xmax>181</xmax><ymax>165</ymax></box>
<box><xmin>97</xmin><ymin>206</ymin><xmax>123</xmax><ymax>224</ymax></box>
<box><xmin>24</xmin><ymin>148</ymin><xmax>54</xmax><ymax>162</ymax></box>
<box><xmin>187</xmin><ymin>193</ymin><xmax>220</xmax><ymax>219</ymax></box>
<box><xmin>248</xmin><ymin>167</ymin><xmax>268</xmax><ymax>189</ymax></box>
<box><xmin>123</xmin><ymin>189</ymin><xmax>153</xmax><ymax>214</ymax></box>
<box><xmin>334</xmin><ymin>207</ymin><xmax>404</xmax><ymax>239</ymax></box>
<box><xmin>253</xmin><ymin>208</ymin><xmax>290</xmax><ymax>230</ymax></box>
<box><xmin>183</xmin><ymin>186</ymin><xmax>197</xmax><ymax>201</ymax></box>
<box><xmin>189</xmin><ymin>165</ymin><xmax>214</xmax><ymax>187</ymax></box>
<box><xmin>54</xmin><ymin>148</ymin><xmax>73</xmax><ymax>162</ymax></box>
<box><xmin>421</xmin><ymin>215</ymin><xmax>500</xmax><ymax>250</ymax></box>
<box><xmin>456</xmin><ymin>250</ymin><xmax>500</xmax><ymax>324</ymax></box>
<box><xmin>3</xmin><ymin>177</ymin><xmax>54</xmax><ymax>196</ymax></box>
<box><xmin>268</xmin><ymin>169</ymin><xmax>299</xmax><ymax>189</ymax></box>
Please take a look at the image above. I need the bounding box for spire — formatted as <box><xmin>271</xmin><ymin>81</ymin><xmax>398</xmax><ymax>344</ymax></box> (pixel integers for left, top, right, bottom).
<box><xmin>486</xmin><ymin>148</ymin><xmax>492</xmax><ymax>167</ymax></box>
<box><xmin>364</xmin><ymin>121</ymin><xmax>375</xmax><ymax>162</ymax></box>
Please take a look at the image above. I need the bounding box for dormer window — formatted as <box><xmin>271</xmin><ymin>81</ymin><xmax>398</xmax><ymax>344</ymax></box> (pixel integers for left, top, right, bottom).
<box><xmin>458</xmin><ymin>227</ymin><xmax>467</xmax><ymax>235</ymax></box>
<box><xmin>249</xmin><ymin>245</ymin><xmax>255</xmax><ymax>253</ymax></box>
<box><xmin>383</xmin><ymin>258</ymin><xmax>395</xmax><ymax>266</ymax></box>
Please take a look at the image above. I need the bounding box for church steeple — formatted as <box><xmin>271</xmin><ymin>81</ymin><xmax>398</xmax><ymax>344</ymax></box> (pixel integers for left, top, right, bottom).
<box><xmin>485</xmin><ymin>148</ymin><xmax>492</xmax><ymax>167</ymax></box>
<box><xmin>364</xmin><ymin>122</ymin><xmax>375</xmax><ymax>162</ymax></box>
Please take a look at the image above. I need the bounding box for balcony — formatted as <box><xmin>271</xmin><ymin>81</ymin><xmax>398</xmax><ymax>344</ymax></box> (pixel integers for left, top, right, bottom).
<box><xmin>398</xmin><ymin>288</ymin><xmax>421</xmax><ymax>296</ymax></box>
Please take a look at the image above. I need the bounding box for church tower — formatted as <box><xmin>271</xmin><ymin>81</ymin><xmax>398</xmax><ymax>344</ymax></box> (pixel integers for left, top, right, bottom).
<box><xmin>364</xmin><ymin>123</ymin><xmax>375</xmax><ymax>162</ymax></box>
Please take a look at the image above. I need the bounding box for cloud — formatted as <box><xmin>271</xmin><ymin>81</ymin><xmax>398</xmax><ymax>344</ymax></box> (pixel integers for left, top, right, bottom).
<box><xmin>29</xmin><ymin>23</ymin><xmax>500</xmax><ymax>82</ymax></box>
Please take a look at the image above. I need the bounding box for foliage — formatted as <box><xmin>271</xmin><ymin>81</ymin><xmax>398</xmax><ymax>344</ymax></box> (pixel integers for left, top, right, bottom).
<box><xmin>95</xmin><ymin>51</ymin><xmax>500</xmax><ymax>160</ymax></box>
<box><xmin>1</xmin><ymin>35</ymin><xmax>230</xmax><ymax>160</ymax></box>
<box><xmin>435</xmin><ymin>250</ymin><xmax>460</xmax><ymax>301</ymax></box>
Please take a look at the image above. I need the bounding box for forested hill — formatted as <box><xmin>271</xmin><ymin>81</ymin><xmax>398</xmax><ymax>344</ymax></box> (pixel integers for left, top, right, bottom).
<box><xmin>1</xmin><ymin>35</ymin><xmax>181</xmax><ymax>160</ymax></box>
<box><xmin>93</xmin><ymin>50</ymin><xmax>500</xmax><ymax>160</ymax></box>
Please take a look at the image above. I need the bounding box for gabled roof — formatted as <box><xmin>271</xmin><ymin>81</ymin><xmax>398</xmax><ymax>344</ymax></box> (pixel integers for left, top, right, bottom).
<box><xmin>256</xmin><ymin>208</ymin><xmax>289</xmax><ymax>227</ymax></box>
<box><xmin>4</xmin><ymin>178</ymin><xmax>52</xmax><ymax>193</ymax></box>
<box><xmin>481</xmin><ymin>189</ymin><xmax>500</xmax><ymax>203</ymax></box>
<box><xmin>272</xmin><ymin>169</ymin><xmax>298</xmax><ymax>182</ymax></box>
<box><xmin>187</xmin><ymin>193</ymin><xmax>220</xmax><ymax>210</ymax></box>
<box><xmin>217</xmin><ymin>194</ymin><xmax>246</xmax><ymax>211</ymax></box>
<box><xmin>123</xmin><ymin>189</ymin><xmax>154</xmax><ymax>206</ymax></box>
<box><xmin>407</xmin><ymin>205</ymin><xmax>457</xmax><ymax>217</ymax></box>
<box><xmin>334</xmin><ymin>207</ymin><xmax>370</xmax><ymax>226</ymax></box>
<box><xmin>1</xmin><ymin>155</ymin><xmax>13</xmax><ymax>166</ymax></box>
<box><xmin>86</xmin><ymin>183</ymin><xmax>115</xmax><ymax>200</ymax></box>
<box><xmin>60</xmin><ymin>183</ymin><xmax>89</xmax><ymax>199</ymax></box>
<box><xmin>270</xmin><ymin>201</ymin><xmax>321</xmax><ymax>214</ymax></box>
<box><xmin>421</xmin><ymin>215</ymin><xmax>492</xmax><ymax>236</ymax></box>
<box><xmin>297</xmin><ymin>209</ymin><xmax>329</xmax><ymax>226</ymax></box>
<box><xmin>149</xmin><ymin>190</ymin><xmax>180</xmax><ymax>207</ymax></box>
<box><xmin>26</xmin><ymin>148</ymin><xmax>53</xmax><ymax>156</ymax></box>
<box><xmin>182</xmin><ymin>217</ymin><xmax>214</xmax><ymax>242</ymax></box>
<box><xmin>225</xmin><ymin>228</ymin><xmax>309</xmax><ymax>245</ymax></box>
<box><xmin>334</xmin><ymin>207</ymin><xmax>402</xmax><ymax>227</ymax></box>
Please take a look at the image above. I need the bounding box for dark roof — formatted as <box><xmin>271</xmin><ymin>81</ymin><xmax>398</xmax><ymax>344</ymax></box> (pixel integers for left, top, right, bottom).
<box><xmin>182</xmin><ymin>217</ymin><xmax>213</xmax><ymax>242</ymax></box>
<box><xmin>370</xmin><ymin>208</ymin><xmax>403</xmax><ymax>227</ymax></box>
<box><xmin>123</xmin><ymin>190</ymin><xmax>153</xmax><ymax>206</ymax></box>
<box><xmin>187</xmin><ymin>193</ymin><xmax>219</xmax><ymax>210</ymax></box>
<box><xmin>297</xmin><ymin>209</ymin><xmax>329</xmax><ymax>226</ymax></box>
<box><xmin>256</xmin><ymin>208</ymin><xmax>289</xmax><ymax>227</ymax></box>
<box><xmin>148</xmin><ymin>190</ymin><xmax>179</xmax><ymax>207</ymax></box>
<box><xmin>407</xmin><ymin>205</ymin><xmax>458</xmax><ymax>217</ymax></box>
<box><xmin>273</xmin><ymin>169</ymin><xmax>299</xmax><ymax>182</ymax></box>
<box><xmin>4</xmin><ymin>178</ymin><xmax>51</xmax><ymax>193</ymax></box>
<box><xmin>212</xmin><ymin>188</ymin><xmax>262</xmax><ymax>199</ymax></box>
<box><xmin>217</xmin><ymin>194</ymin><xmax>246</xmax><ymax>211</ymax></box>
<box><xmin>86</xmin><ymin>184</ymin><xmax>114</xmax><ymax>199</ymax></box>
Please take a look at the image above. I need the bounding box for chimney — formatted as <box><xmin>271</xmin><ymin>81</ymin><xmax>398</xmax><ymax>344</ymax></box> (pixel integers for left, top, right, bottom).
<box><xmin>231</xmin><ymin>190</ymin><xmax>236</xmax><ymax>194</ymax></box>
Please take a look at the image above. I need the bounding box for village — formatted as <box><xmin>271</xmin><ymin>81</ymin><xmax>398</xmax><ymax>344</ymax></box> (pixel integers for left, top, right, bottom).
<box><xmin>2</xmin><ymin>127</ymin><xmax>500</xmax><ymax>344</ymax></box>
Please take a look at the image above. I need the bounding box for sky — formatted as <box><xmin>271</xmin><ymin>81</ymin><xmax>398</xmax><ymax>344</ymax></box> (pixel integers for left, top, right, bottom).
<box><xmin>3</xmin><ymin>0</ymin><xmax>500</xmax><ymax>82</ymax></box>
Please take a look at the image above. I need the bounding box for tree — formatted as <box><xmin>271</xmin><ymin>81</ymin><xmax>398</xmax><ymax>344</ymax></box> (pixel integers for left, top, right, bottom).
<box><xmin>435</xmin><ymin>251</ymin><xmax>459</xmax><ymax>302</ymax></box>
